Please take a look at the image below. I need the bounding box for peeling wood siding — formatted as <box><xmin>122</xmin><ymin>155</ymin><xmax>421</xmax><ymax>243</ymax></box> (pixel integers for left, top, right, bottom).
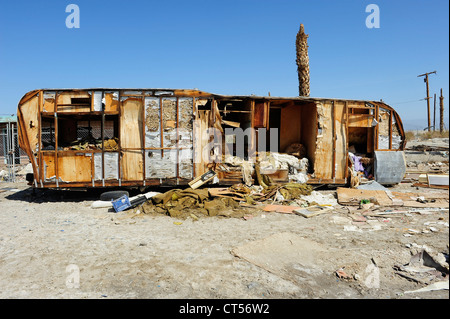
<box><xmin>19</xmin><ymin>95</ymin><xmax>39</xmax><ymax>154</ymax></box>
<box><xmin>314</xmin><ymin>102</ymin><xmax>333</xmax><ymax>179</ymax></box>
<box><xmin>120</xmin><ymin>98</ymin><xmax>144</xmax><ymax>181</ymax></box>
<box><xmin>334</xmin><ymin>101</ymin><xmax>347</xmax><ymax>180</ymax></box>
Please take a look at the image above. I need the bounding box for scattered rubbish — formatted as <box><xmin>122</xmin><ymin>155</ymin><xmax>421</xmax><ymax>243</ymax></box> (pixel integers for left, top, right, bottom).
<box><xmin>356</xmin><ymin>180</ymin><xmax>387</xmax><ymax>191</ymax></box>
<box><xmin>403</xmin><ymin>280</ymin><xmax>449</xmax><ymax>294</ymax></box>
<box><xmin>427</xmin><ymin>174</ymin><xmax>449</xmax><ymax>187</ymax></box>
<box><xmin>112</xmin><ymin>195</ymin><xmax>131</xmax><ymax>212</ymax></box>
<box><xmin>91</xmin><ymin>191</ymin><xmax>160</xmax><ymax>210</ymax></box>
<box><xmin>173</xmin><ymin>222</ymin><xmax>183</xmax><ymax>225</ymax></box>
<box><xmin>335</xmin><ymin>268</ymin><xmax>352</xmax><ymax>280</ymax></box>
<box><xmin>189</xmin><ymin>170</ymin><xmax>217</xmax><ymax>189</ymax></box>
<box><xmin>231</xmin><ymin>232</ymin><xmax>326</xmax><ymax>287</ymax></box>
<box><xmin>263</xmin><ymin>204</ymin><xmax>301</xmax><ymax>214</ymax></box>
<box><xmin>337</xmin><ymin>188</ymin><xmax>392</xmax><ymax>206</ymax></box>
<box><xmin>294</xmin><ymin>205</ymin><xmax>333</xmax><ymax>218</ymax></box>
<box><xmin>337</xmin><ymin>187</ymin><xmax>449</xmax><ymax>208</ymax></box>
<box><xmin>394</xmin><ymin>249</ymin><xmax>449</xmax><ymax>284</ymax></box>
<box><xmin>297</xmin><ymin>191</ymin><xmax>337</xmax><ymax>207</ymax></box>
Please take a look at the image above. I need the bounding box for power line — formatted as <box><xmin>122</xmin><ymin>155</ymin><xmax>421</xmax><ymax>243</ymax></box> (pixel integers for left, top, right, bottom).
<box><xmin>391</xmin><ymin>98</ymin><xmax>426</xmax><ymax>105</ymax></box>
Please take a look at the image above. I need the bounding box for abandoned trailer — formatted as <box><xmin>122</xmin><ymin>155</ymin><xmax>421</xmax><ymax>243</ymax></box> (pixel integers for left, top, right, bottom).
<box><xmin>17</xmin><ymin>88</ymin><xmax>406</xmax><ymax>190</ymax></box>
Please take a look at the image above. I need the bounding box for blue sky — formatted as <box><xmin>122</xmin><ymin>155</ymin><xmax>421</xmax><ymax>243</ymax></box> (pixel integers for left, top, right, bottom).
<box><xmin>0</xmin><ymin>0</ymin><xmax>448</xmax><ymax>129</ymax></box>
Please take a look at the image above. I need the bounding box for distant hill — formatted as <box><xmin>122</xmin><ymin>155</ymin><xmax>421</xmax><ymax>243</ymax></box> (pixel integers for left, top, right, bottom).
<box><xmin>403</xmin><ymin>117</ymin><xmax>449</xmax><ymax>131</ymax></box>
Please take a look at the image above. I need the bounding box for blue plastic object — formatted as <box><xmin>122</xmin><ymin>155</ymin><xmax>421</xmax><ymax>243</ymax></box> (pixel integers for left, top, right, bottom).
<box><xmin>112</xmin><ymin>195</ymin><xmax>131</xmax><ymax>212</ymax></box>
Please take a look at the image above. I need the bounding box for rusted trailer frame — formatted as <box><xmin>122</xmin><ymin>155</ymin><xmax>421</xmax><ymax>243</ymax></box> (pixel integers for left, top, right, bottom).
<box><xmin>17</xmin><ymin>88</ymin><xmax>406</xmax><ymax>189</ymax></box>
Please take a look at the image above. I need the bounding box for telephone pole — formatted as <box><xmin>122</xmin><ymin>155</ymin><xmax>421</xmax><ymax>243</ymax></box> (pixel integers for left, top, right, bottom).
<box><xmin>418</xmin><ymin>71</ymin><xmax>436</xmax><ymax>131</ymax></box>
<box><xmin>440</xmin><ymin>88</ymin><xmax>445</xmax><ymax>133</ymax></box>
<box><xmin>433</xmin><ymin>93</ymin><xmax>436</xmax><ymax>131</ymax></box>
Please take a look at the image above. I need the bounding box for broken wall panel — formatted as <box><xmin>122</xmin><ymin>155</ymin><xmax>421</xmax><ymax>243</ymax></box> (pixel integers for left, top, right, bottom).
<box><xmin>313</xmin><ymin>102</ymin><xmax>333</xmax><ymax>179</ymax></box>
<box><xmin>122</xmin><ymin>150</ymin><xmax>143</xmax><ymax>181</ymax></box>
<box><xmin>144</xmin><ymin>97</ymin><xmax>161</xmax><ymax>148</ymax></box>
<box><xmin>334</xmin><ymin>101</ymin><xmax>347</xmax><ymax>180</ymax></box>
<box><xmin>162</xmin><ymin>97</ymin><xmax>177</xmax><ymax>148</ymax></box>
<box><xmin>179</xmin><ymin>148</ymin><xmax>193</xmax><ymax>179</ymax></box>
<box><xmin>280</xmin><ymin>102</ymin><xmax>302</xmax><ymax>152</ymax></box>
<box><xmin>94</xmin><ymin>152</ymin><xmax>119</xmax><ymax>180</ymax></box>
<box><xmin>56</xmin><ymin>91</ymin><xmax>91</xmax><ymax>113</ymax></box>
<box><xmin>104</xmin><ymin>91</ymin><xmax>119</xmax><ymax>112</ymax></box>
<box><xmin>58</xmin><ymin>153</ymin><xmax>92</xmax><ymax>182</ymax></box>
<box><xmin>43</xmin><ymin>91</ymin><xmax>56</xmax><ymax>113</ymax></box>
<box><xmin>145</xmin><ymin>149</ymin><xmax>177</xmax><ymax>179</ymax></box>
<box><xmin>93</xmin><ymin>91</ymin><xmax>103</xmax><ymax>112</ymax></box>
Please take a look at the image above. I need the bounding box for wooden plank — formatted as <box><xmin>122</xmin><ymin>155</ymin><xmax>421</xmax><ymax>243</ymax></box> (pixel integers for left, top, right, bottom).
<box><xmin>56</xmin><ymin>91</ymin><xmax>91</xmax><ymax>113</ymax></box>
<box><xmin>337</xmin><ymin>187</ymin><xmax>393</xmax><ymax>206</ymax></box>
<box><xmin>120</xmin><ymin>97</ymin><xmax>144</xmax><ymax>181</ymax></box>
<box><xmin>314</xmin><ymin>102</ymin><xmax>333</xmax><ymax>179</ymax></box>
<box><xmin>104</xmin><ymin>92</ymin><xmax>119</xmax><ymax>112</ymax></box>
<box><xmin>122</xmin><ymin>150</ymin><xmax>143</xmax><ymax>181</ymax></box>
<box><xmin>332</xmin><ymin>101</ymin><xmax>336</xmax><ymax>179</ymax></box>
<box><xmin>189</xmin><ymin>170</ymin><xmax>216</xmax><ymax>189</ymax></box>
<box><xmin>254</xmin><ymin>101</ymin><xmax>268</xmax><ymax>128</ymax></box>
<box><xmin>57</xmin><ymin>154</ymin><xmax>92</xmax><ymax>182</ymax></box>
<box><xmin>348</xmin><ymin>114</ymin><xmax>372</xmax><ymax>127</ymax></box>
<box><xmin>193</xmin><ymin>110</ymin><xmax>209</xmax><ymax>177</ymax></box>
<box><xmin>334</xmin><ymin>101</ymin><xmax>347</xmax><ymax>180</ymax></box>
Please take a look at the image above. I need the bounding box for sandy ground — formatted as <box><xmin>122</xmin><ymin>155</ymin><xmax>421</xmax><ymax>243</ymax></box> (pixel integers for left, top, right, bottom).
<box><xmin>0</xmin><ymin>140</ymin><xmax>448</xmax><ymax>300</ymax></box>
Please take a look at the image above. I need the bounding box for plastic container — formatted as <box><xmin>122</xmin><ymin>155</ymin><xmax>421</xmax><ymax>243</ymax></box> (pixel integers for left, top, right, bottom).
<box><xmin>112</xmin><ymin>195</ymin><xmax>131</xmax><ymax>212</ymax></box>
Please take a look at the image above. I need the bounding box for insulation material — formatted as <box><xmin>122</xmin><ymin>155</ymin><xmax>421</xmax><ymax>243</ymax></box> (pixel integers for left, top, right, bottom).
<box><xmin>378</xmin><ymin>135</ymin><xmax>402</xmax><ymax>150</ymax></box>
<box><xmin>94</xmin><ymin>153</ymin><xmax>119</xmax><ymax>180</ymax></box>
<box><xmin>162</xmin><ymin>98</ymin><xmax>177</xmax><ymax>148</ymax></box>
<box><xmin>93</xmin><ymin>91</ymin><xmax>103</xmax><ymax>111</ymax></box>
<box><xmin>145</xmin><ymin>150</ymin><xmax>176</xmax><ymax>179</ymax></box>
<box><xmin>391</xmin><ymin>116</ymin><xmax>402</xmax><ymax>149</ymax></box>
<box><xmin>378</xmin><ymin>109</ymin><xmax>390</xmax><ymax>136</ymax></box>
<box><xmin>145</xmin><ymin>97</ymin><xmax>161</xmax><ymax>148</ymax></box>
<box><xmin>122</xmin><ymin>91</ymin><xmax>142</xmax><ymax>96</ymax></box>
<box><xmin>154</xmin><ymin>91</ymin><xmax>174</xmax><ymax>96</ymax></box>
<box><xmin>178</xmin><ymin>97</ymin><xmax>193</xmax><ymax>148</ymax></box>
<box><xmin>178</xmin><ymin>98</ymin><xmax>193</xmax><ymax>130</ymax></box>
<box><xmin>179</xmin><ymin>148</ymin><xmax>193</xmax><ymax>179</ymax></box>
<box><xmin>378</xmin><ymin>135</ymin><xmax>389</xmax><ymax>149</ymax></box>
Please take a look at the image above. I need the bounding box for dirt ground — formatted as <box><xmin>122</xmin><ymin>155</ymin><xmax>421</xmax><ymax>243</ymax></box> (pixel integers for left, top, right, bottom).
<box><xmin>0</xmin><ymin>139</ymin><xmax>448</xmax><ymax>300</ymax></box>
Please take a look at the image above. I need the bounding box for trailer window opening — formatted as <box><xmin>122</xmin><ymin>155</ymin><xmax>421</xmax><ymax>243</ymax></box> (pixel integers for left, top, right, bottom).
<box><xmin>70</xmin><ymin>97</ymin><xmax>91</xmax><ymax>105</ymax></box>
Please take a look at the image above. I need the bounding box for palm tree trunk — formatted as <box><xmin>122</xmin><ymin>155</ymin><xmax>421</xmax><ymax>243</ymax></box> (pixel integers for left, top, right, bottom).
<box><xmin>296</xmin><ymin>24</ymin><xmax>310</xmax><ymax>97</ymax></box>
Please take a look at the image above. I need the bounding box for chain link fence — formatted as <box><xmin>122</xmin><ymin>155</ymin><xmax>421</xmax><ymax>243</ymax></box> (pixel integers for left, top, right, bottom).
<box><xmin>0</xmin><ymin>122</ymin><xmax>28</xmax><ymax>182</ymax></box>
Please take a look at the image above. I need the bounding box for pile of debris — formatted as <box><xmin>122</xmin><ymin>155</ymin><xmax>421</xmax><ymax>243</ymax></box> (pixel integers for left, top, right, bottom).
<box><xmin>216</xmin><ymin>151</ymin><xmax>310</xmax><ymax>187</ymax></box>
<box><xmin>133</xmin><ymin>182</ymin><xmax>314</xmax><ymax>220</ymax></box>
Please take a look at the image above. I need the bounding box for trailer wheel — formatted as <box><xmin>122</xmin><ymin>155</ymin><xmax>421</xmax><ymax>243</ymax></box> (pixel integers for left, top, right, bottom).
<box><xmin>100</xmin><ymin>190</ymin><xmax>129</xmax><ymax>201</ymax></box>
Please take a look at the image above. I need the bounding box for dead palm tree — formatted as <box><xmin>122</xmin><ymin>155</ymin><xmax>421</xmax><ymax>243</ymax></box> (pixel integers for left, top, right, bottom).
<box><xmin>296</xmin><ymin>24</ymin><xmax>310</xmax><ymax>97</ymax></box>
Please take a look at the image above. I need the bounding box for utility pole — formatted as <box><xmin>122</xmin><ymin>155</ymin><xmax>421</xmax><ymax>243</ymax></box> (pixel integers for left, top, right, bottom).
<box><xmin>418</xmin><ymin>71</ymin><xmax>436</xmax><ymax>131</ymax></box>
<box><xmin>440</xmin><ymin>88</ymin><xmax>444</xmax><ymax>133</ymax></box>
<box><xmin>433</xmin><ymin>93</ymin><xmax>436</xmax><ymax>131</ymax></box>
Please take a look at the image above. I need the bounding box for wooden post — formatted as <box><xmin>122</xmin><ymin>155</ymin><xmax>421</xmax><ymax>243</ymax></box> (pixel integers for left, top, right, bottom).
<box><xmin>433</xmin><ymin>93</ymin><xmax>436</xmax><ymax>131</ymax></box>
<box><xmin>440</xmin><ymin>88</ymin><xmax>445</xmax><ymax>133</ymax></box>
